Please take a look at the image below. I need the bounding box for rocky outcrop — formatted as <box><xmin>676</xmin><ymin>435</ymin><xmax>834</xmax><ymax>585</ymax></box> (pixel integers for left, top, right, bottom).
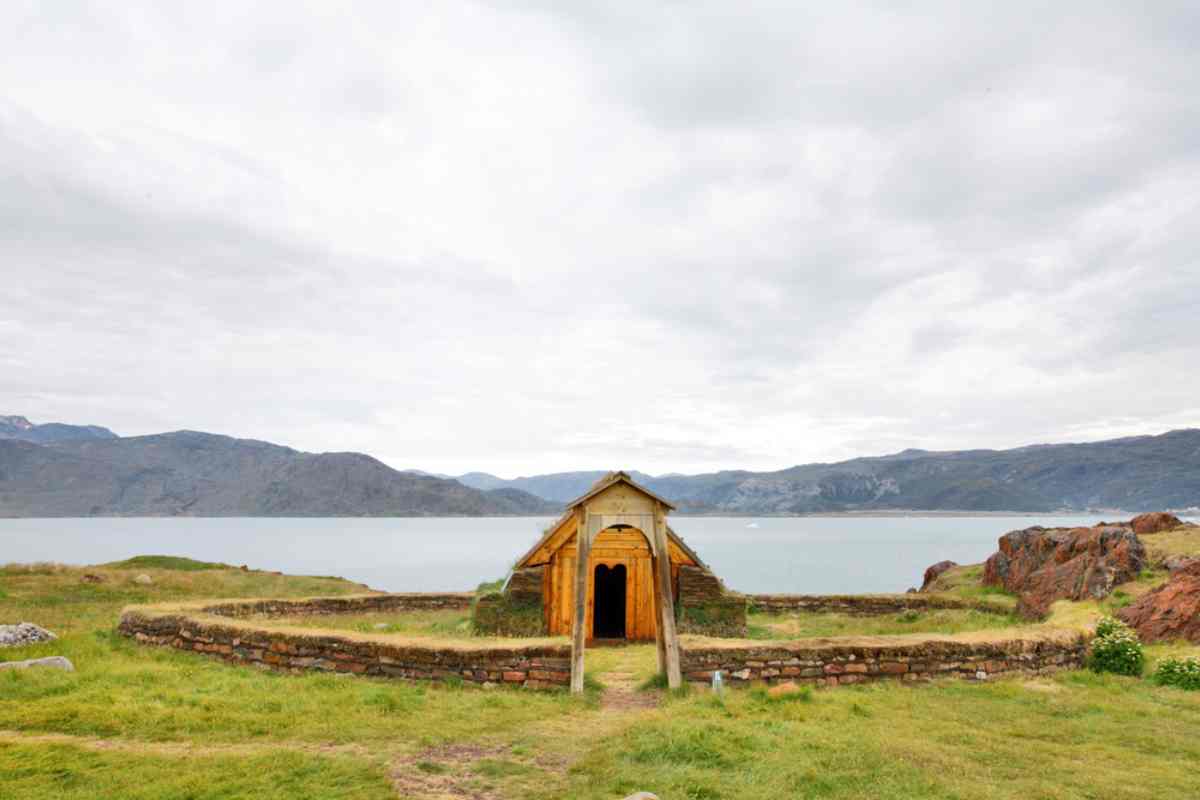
<box><xmin>1165</xmin><ymin>556</ymin><xmax>1200</xmax><ymax>575</ymax></box>
<box><xmin>1117</xmin><ymin>560</ymin><xmax>1200</xmax><ymax>642</ymax></box>
<box><xmin>983</xmin><ymin>526</ymin><xmax>1146</xmax><ymax>618</ymax></box>
<box><xmin>920</xmin><ymin>560</ymin><xmax>958</xmax><ymax>592</ymax></box>
<box><xmin>1128</xmin><ymin>512</ymin><xmax>1184</xmax><ymax>535</ymax></box>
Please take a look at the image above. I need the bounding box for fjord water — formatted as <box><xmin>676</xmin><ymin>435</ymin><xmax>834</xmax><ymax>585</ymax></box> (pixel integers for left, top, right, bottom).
<box><xmin>0</xmin><ymin>515</ymin><xmax>1117</xmax><ymax>594</ymax></box>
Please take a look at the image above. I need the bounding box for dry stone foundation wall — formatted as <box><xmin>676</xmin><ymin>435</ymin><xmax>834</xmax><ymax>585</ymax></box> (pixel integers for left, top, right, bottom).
<box><xmin>119</xmin><ymin>597</ymin><xmax>569</xmax><ymax>689</ymax></box>
<box><xmin>748</xmin><ymin>594</ymin><xmax>1009</xmax><ymax>616</ymax></box>
<box><xmin>682</xmin><ymin>633</ymin><xmax>1088</xmax><ymax>688</ymax></box>
<box><xmin>676</xmin><ymin>565</ymin><xmax>747</xmax><ymax>637</ymax></box>
<box><xmin>120</xmin><ymin>594</ymin><xmax>1086</xmax><ymax>694</ymax></box>
<box><xmin>200</xmin><ymin>593</ymin><xmax>473</xmax><ymax>619</ymax></box>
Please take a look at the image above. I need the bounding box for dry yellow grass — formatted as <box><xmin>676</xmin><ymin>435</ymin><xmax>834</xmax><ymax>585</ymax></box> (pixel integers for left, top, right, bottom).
<box><xmin>123</xmin><ymin>598</ymin><xmax>570</xmax><ymax>651</ymax></box>
<box><xmin>1141</xmin><ymin>524</ymin><xmax>1200</xmax><ymax>565</ymax></box>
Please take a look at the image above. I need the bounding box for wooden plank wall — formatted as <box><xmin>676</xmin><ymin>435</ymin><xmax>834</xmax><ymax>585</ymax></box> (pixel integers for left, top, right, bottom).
<box><xmin>546</xmin><ymin>528</ymin><xmax>662</xmax><ymax>640</ymax></box>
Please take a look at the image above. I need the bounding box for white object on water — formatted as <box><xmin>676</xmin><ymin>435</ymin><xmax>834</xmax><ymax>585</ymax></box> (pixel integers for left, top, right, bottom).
<box><xmin>745</xmin><ymin>521</ymin><xmax>759</xmax><ymax>528</ymax></box>
<box><xmin>712</xmin><ymin>669</ymin><xmax>724</xmax><ymax>696</ymax></box>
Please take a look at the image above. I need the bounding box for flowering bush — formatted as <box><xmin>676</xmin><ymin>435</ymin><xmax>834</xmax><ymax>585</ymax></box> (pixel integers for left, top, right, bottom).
<box><xmin>1094</xmin><ymin>616</ymin><xmax>1128</xmax><ymax>639</ymax></box>
<box><xmin>1152</xmin><ymin>657</ymin><xmax>1200</xmax><ymax>691</ymax></box>
<box><xmin>1088</xmin><ymin>616</ymin><xmax>1144</xmax><ymax>676</ymax></box>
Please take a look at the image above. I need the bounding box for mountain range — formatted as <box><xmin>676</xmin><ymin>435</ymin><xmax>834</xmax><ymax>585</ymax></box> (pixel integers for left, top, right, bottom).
<box><xmin>1</xmin><ymin>414</ymin><xmax>1197</xmax><ymax>516</ymax></box>
<box><xmin>0</xmin><ymin>415</ymin><xmax>117</xmax><ymax>445</ymax></box>
<box><xmin>0</xmin><ymin>422</ymin><xmax>555</xmax><ymax>517</ymax></box>
<box><xmin>452</xmin><ymin>429</ymin><xmax>1200</xmax><ymax>514</ymax></box>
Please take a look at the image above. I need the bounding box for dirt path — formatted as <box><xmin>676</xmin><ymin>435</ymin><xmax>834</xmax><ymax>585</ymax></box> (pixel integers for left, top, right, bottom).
<box><xmin>389</xmin><ymin>742</ymin><xmax>513</xmax><ymax>800</ymax></box>
<box><xmin>0</xmin><ymin>729</ymin><xmax>374</xmax><ymax>760</ymax></box>
<box><xmin>597</xmin><ymin>669</ymin><xmax>660</xmax><ymax>714</ymax></box>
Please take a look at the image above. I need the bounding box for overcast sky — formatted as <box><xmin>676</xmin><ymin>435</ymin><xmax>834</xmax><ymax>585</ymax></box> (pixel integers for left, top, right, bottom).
<box><xmin>3</xmin><ymin>2</ymin><xmax>1198</xmax><ymax>477</ymax></box>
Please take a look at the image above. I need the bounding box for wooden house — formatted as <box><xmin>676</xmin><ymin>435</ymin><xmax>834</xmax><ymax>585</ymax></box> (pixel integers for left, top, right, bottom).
<box><xmin>510</xmin><ymin>471</ymin><xmax>707</xmax><ymax>643</ymax></box>
<box><xmin>476</xmin><ymin>471</ymin><xmax>742</xmax><ymax>690</ymax></box>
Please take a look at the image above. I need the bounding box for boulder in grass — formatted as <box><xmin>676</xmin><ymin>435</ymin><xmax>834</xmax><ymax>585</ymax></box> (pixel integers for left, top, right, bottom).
<box><xmin>1117</xmin><ymin>560</ymin><xmax>1200</xmax><ymax>643</ymax></box>
<box><xmin>0</xmin><ymin>623</ymin><xmax>57</xmax><ymax>648</ymax></box>
<box><xmin>0</xmin><ymin>656</ymin><xmax>74</xmax><ymax>672</ymax></box>
<box><xmin>1128</xmin><ymin>512</ymin><xmax>1184</xmax><ymax>535</ymax></box>
<box><xmin>982</xmin><ymin>526</ymin><xmax>1146</xmax><ymax>618</ymax></box>
<box><xmin>134</xmin><ymin>574</ymin><xmax>153</xmax><ymax>585</ymax></box>
<box><xmin>919</xmin><ymin>560</ymin><xmax>958</xmax><ymax>592</ymax></box>
<box><xmin>768</xmin><ymin>681</ymin><xmax>806</xmax><ymax>698</ymax></box>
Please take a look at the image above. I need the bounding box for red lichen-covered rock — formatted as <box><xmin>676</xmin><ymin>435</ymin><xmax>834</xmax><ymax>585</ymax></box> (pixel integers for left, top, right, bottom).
<box><xmin>1164</xmin><ymin>556</ymin><xmax>1200</xmax><ymax>575</ymax></box>
<box><xmin>1117</xmin><ymin>560</ymin><xmax>1200</xmax><ymax>642</ymax></box>
<box><xmin>982</xmin><ymin>526</ymin><xmax>1146</xmax><ymax>618</ymax></box>
<box><xmin>919</xmin><ymin>560</ymin><xmax>958</xmax><ymax>592</ymax></box>
<box><xmin>1128</xmin><ymin>512</ymin><xmax>1184</xmax><ymax>535</ymax></box>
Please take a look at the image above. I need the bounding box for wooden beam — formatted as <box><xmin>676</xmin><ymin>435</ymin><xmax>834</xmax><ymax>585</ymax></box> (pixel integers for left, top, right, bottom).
<box><xmin>653</xmin><ymin>557</ymin><xmax>667</xmax><ymax>673</ymax></box>
<box><xmin>569</xmin><ymin>509</ymin><xmax>591</xmax><ymax>694</ymax></box>
<box><xmin>651</xmin><ymin>504</ymin><xmax>683</xmax><ymax>689</ymax></box>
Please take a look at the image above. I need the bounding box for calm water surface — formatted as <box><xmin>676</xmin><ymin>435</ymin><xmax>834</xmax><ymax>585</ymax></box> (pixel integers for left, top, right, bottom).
<box><xmin>0</xmin><ymin>515</ymin><xmax>1128</xmax><ymax>594</ymax></box>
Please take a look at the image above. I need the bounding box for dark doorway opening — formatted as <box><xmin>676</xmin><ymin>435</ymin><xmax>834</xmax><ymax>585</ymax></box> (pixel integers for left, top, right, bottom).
<box><xmin>593</xmin><ymin>564</ymin><xmax>627</xmax><ymax>639</ymax></box>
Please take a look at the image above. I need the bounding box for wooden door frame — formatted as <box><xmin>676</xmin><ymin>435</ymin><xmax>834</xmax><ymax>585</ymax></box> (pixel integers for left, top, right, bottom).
<box><xmin>569</xmin><ymin>505</ymin><xmax>682</xmax><ymax>693</ymax></box>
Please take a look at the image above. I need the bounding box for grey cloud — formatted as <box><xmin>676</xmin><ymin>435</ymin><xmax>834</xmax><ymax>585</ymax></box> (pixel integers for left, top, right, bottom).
<box><xmin>1</xmin><ymin>1</ymin><xmax>1197</xmax><ymax>475</ymax></box>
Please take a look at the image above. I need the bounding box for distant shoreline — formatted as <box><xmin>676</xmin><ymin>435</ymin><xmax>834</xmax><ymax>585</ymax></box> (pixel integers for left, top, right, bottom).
<box><xmin>0</xmin><ymin>510</ymin><xmax>1195</xmax><ymax>520</ymax></box>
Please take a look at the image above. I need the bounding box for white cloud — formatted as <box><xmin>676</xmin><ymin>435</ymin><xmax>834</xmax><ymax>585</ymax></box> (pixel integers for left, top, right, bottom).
<box><xmin>1</xmin><ymin>1</ymin><xmax>1197</xmax><ymax>476</ymax></box>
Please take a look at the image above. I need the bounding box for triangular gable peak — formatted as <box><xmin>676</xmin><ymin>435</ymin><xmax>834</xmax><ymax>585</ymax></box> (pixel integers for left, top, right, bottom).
<box><xmin>513</xmin><ymin>472</ymin><xmax>704</xmax><ymax>570</ymax></box>
<box><xmin>565</xmin><ymin>470</ymin><xmax>676</xmax><ymax>511</ymax></box>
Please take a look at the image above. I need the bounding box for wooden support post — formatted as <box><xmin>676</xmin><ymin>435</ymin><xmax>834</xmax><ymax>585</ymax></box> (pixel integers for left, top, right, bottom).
<box><xmin>569</xmin><ymin>510</ymin><xmax>591</xmax><ymax>694</ymax></box>
<box><xmin>654</xmin><ymin>567</ymin><xmax>667</xmax><ymax>674</ymax></box>
<box><xmin>651</xmin><ymin>517</ymin><xmax>666</xmax><ymax>672</ymax></box>
<box><xmin>651</xmin><ymin>505</ymin><xmax>683</xmax><ymax>689</ymax></box>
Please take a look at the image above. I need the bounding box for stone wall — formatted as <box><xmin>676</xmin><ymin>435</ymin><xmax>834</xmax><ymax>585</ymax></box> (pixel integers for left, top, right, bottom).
<box><xmin>682</xmin><ymin>632</ymin><xmax>1088</xmax><ymax>688</ymax></box>
<box><xmin>473</xmin><ymin>566</ymin><xmax>547</xmax><ymax>636</ymax></box>
<box><xmin>676</xmin><ymin>565</ymin><xmax>747</xmax><ymax>637</ymax></box>
<box><xmin>748</xmin><ymin>594</ymin><xmax>1010</xmax><ymax>616</ymax></box>
<box><xmin>119</xmin><ymin>607</ymin><xmax>570</xmax><ymax>689</ymax></box>
<box><xmin>201</xmin><ymin>593</ymin><xmax>474</xmax><ymax>619</ymax></box>
<box><xmin>505</xmin><ymin>566</ymin><xmax>544</xmax><ymax>601</ymax></box>
<box><xmin>472</xmin><ymin>592</ymin><xmax>546</xmax><ymax>637</ymax></box>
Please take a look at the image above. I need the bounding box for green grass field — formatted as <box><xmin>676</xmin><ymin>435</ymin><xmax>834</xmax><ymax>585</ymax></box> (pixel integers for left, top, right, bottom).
<box><xmin>746</xmin><ymin>607</ymin><xmax>1022</xmax><ymax>640</ymax></box>
<box><xmin>2</xmin><ymin>551</ymin><xmax>1200</xmax><ymax>799</ymax></box>
<box><xmin>253</xmin><ymin>608</ymin><xmax>477</xmax><ymax>638</ymax></box>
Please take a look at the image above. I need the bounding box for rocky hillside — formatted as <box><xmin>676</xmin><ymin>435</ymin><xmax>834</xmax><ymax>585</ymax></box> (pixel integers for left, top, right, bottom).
<box><xmin>460</xmin><ymin>429</ymin><xmax>1200</xmax><ymax>513</ymax></box>
<box><xmin>0</xmin><ymin>431</ymin><xmax>555</xmax><ymax>517</ymax></box>
<box><xmin>0</xmin><ymin>415</ymin><xmax>117</xmax><ymax>444</ymax></box>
